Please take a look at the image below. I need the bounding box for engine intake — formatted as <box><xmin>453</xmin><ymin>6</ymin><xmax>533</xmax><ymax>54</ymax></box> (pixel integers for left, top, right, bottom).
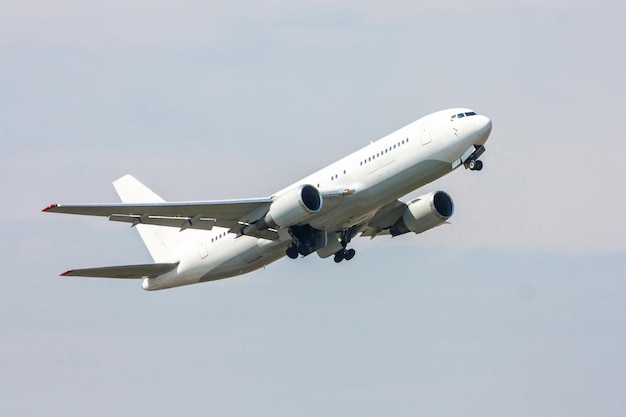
<box><xmin>256</xmin><ymin>184</ymin><xmax>322</xmax><ymax>230</ymax></box>
<box><xmin>389</xmin><ymin>191</ymin><xmax>454</xmax><ymax>236</ymax></box>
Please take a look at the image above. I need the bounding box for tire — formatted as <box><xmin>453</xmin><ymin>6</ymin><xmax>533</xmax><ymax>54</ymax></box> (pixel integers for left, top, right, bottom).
<box><xmin>286</xmin><ymin>246</ymin><xmax>298</xmax><ymax>259</ymax></box>
<box><xmin>334</xmin><ymin>252</ymin><xmax>344</xmax><ymax>263</ymax></box>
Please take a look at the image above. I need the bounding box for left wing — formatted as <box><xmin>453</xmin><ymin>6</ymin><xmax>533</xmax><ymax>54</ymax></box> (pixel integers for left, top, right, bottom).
<box><xmin>43</xmin><ymin>198</ymin><xmax>273</xmax><ymax>233</ymax></box>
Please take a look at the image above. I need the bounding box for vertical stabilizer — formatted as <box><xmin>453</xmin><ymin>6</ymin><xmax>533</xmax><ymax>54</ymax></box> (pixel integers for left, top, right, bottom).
<box><xmin>113</xmin><ymin>175</ymin><xmax>186</xmax><ymax>262</ymax></box>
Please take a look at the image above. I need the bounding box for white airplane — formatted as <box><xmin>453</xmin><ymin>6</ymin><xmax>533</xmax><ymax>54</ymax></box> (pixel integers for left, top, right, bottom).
<box><xmin>43</xmin><ymin>108</ymin><xmax>492</xmax><ymax>291</ymax></box>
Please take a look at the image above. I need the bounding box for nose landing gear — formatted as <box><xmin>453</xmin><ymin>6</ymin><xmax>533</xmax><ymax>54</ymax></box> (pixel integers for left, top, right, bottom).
<box><xmin>468</xmin><ymin>159</ymin><xmax>483</xmax><ymax>171</ymax></box>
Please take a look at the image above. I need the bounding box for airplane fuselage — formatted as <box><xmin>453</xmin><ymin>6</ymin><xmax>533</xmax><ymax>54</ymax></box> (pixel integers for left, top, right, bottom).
<box><xmin>142</xmin><ymin>108</ymin><xmax>492</xmax><ymax>290</ymax></box>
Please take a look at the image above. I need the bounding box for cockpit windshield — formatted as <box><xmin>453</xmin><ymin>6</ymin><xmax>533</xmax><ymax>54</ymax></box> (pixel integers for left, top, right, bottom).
<box><xmin>451</xmin><ymin>111</ymin><xmax>477</xmax><ymax>120</ymax></box>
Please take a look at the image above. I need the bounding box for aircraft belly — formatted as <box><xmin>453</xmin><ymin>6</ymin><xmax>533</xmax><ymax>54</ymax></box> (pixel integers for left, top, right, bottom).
<box><xmin>199</xmin><ymin>239</ymin><xmax>287</xmax><ymax>282</ymax></box>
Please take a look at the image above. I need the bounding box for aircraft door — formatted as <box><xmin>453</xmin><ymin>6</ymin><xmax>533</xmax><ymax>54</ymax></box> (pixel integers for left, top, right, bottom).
<box><xmin>419</xmin><ymin>123</ymin><xmax>431</xmax><ymax>145</ymax></box>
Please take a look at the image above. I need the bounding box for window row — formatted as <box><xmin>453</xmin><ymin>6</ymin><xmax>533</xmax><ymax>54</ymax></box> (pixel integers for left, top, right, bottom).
<box><xmin>211</xmin><ymin>231</ymin><xmax>227</xmax><ymax>243</ymax></box>
<box><xmin>329</xmin><ymin>170</ymin><xmax>347</xmax><ymax>182</ymax></box>
<box><xmin>359</xmin><ymin>138</ymin><xmax>409</xmax><ymax>166</ymax></box>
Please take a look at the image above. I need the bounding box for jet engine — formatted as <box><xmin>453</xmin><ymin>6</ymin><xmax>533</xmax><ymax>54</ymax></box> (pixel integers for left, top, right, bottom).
<box><xmin>256</xmin><ymin>184</ymin><xmax>322</xmax><ymax>230</ymax></box>
<box><xmin>389</xmin><ymin>191</ymin><xmax>454</xmax><ymax>236</ymax></box>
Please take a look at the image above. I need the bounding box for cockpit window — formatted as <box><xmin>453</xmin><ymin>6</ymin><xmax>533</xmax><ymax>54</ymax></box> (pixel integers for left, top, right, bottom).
<box><xmin>452</xmin><ymin>111</ymin><xmax>478</xmax><ymax>120</ymax></box>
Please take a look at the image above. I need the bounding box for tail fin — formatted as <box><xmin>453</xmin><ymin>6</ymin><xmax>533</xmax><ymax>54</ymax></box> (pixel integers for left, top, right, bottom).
<box><xmin>113</xmin><ymin>175</ymin><xmax>187</xmax><ymax>262</ymax></box>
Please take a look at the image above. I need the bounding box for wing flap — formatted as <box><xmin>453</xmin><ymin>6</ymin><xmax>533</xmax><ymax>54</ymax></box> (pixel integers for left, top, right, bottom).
<box><xmin>109</xmin><ymin>214</ymin><xmax>217</xmax><ymax>231</ymax></box>
<box><xmin>61</xmin><ymin>262</ymin><xmax>179</xmax><ymax>279</ymax></box>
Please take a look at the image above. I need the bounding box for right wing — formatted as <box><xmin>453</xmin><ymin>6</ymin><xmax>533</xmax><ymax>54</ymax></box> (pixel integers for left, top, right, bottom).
<box><xmin>358</xmin><ymin>199</ymin><xmax>407</xmax><ymax>238</ymax></box>
<box><xmin>61</xmin><ymin>262</ymin><xmax>179</xmax><ymax>278</ymax></box>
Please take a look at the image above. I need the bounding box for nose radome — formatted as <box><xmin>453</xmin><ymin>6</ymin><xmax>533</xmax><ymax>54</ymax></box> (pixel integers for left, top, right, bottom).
<box><xmin>475</xmin><ymin>114</ymin><xmax>492</xmax><ymax>136</ymax></box>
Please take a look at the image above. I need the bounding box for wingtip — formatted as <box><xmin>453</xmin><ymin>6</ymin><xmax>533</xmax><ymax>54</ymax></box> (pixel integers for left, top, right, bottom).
<box><xmin>42</xmin><ymin>203</ymin><xmax>58</xmax><ymax>212</ymax></box>
<box><xmin>60</xmin><ymin>269</ymin><xmax>72</xmax><ymax>276</ymax></box>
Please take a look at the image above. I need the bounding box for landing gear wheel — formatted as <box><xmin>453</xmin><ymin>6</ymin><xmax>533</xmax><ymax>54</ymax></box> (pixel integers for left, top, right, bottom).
<box><xmin>286</xmin><ymin>246</ymin><xmax>299</xmax><ymax>259</ymax></box>
<box><xmin>468</xmin><ymin>159</ymin><xmax>483</xmax><ymax>171</ymax></box>
<box><xmin>334</xmin><ymin>251</ymin><xmax>345</xmax><ymax>263</ymax></box>
<box><xmin>344</xmin><ymin>248</ymin><xmax>356</xmax><ymax>260</ymax></box>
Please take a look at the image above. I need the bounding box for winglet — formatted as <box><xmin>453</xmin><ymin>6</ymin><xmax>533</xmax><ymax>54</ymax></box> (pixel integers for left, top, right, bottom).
<box><xmin>42</xmin><ymin>204</ymin><xmax>58</xmax><ymax>212</ymax></box>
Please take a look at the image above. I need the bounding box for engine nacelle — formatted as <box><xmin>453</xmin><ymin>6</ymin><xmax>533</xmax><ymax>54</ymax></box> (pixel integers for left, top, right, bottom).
<box><xmin>389</xmin><ymin>191</ymin><xmax>454</xmax><ymax>236</ymax></box>
<box><xmin>256</xmin><ymin>184</ymin><xmax>322</xmax><ymax>230</ymax></box>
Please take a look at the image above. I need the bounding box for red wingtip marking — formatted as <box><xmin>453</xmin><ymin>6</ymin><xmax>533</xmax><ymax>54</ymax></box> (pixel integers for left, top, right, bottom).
<box><xmin>60</xmin><ymin>269</ymin><xmax>72</xmax><ymax>276</ymax></box>
<box><xmin>42</xmin><ymin>204</ymin><xmax>57</xmax><ymax>212</ymax></box>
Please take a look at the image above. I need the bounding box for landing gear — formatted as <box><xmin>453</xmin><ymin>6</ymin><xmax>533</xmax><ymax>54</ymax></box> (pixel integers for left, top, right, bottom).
<box><xmin>286</xmin><ymin>245</ymin><xmax>299</xmax><ymax>259</ymax></box>
<box><xmin>287</xmin><ymin>224</ymin><xmax>325</xmax><ymax>257</ymax></box>
<box><xmin>285</xmin><ymin>225</ymin><xmax>359</xmax><ymax>263</ymax></box>
<box><xmin>463</xmin><ymin>145</ymin><xmax>486</xmax><ymax>171</ymax></box>
<box><xmin>334</xmin><ymin>248</ymin><xmax>356</xmax><ymax>263</ymax></box>
<box><xmin>468</xmin><ymin>159</ymin><xmax>483</xmax><ymax>171</ymax></box>
<box><xmin>333</xmin><ymin>227</ymin><xmax>358</xmax><ymax>263</ymax></box>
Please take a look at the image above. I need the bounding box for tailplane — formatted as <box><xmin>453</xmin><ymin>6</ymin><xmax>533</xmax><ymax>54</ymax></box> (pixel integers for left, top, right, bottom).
<box><xmin>61</xmin><ymin>262</ymin><xmax>179</xmax><ymax>278</ymax></box>
<box><xmin>113</xmin><ymin>175</ymin><xmax>188</xmax><ymax>262</ymax></box>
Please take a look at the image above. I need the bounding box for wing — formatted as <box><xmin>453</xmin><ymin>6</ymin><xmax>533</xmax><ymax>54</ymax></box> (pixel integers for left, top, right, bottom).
<box><xmin>43</xmin><ymin>173</ymin><xmax>356</xmax><ymax>241</ymax></box>
<box><xmin>43</xmin><ymin>198</ymin><xmax>273</xmax><ymax>233</ymax></box>
<box><xmin>61</xmin><ymin>262</ymin><xmax>179</xmax><ymax>278</ymax></box>
<box><xmin>358</xmin><ymin>199</ymin><xmax>407</xmax><ymax>238</ymax></box>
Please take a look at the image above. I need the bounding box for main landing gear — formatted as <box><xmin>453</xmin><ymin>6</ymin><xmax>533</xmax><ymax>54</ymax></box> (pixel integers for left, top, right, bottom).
<box><xmin>468</xmin><ymin>159</ymin><xmax>483</xmax><ymax>171</ymax></box>
<box><xmin>333</xmin><ymin>227</ymin><xmax>358</xmax><ymax>263</ymax></box>
<box><xmin>286</xmin><ymin>245</ymin><xmax>299</xmax><ymax>259</ymax></box>
<box><xmin>334</xmin><ymin>248</ymin><xmax>355</xmax><ymax>263</ymax></box>
<box><xmin>285</xmin><ymin>226</ymin><xmax>358</xmax><ymax>263</ymax></box>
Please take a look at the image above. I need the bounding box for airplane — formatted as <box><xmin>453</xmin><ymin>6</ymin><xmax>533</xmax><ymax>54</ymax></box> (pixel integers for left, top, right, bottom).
<box><xmin>43</xmin><ymin>108</ymin><xmax>492</xmax><ymax>291</ymax></box>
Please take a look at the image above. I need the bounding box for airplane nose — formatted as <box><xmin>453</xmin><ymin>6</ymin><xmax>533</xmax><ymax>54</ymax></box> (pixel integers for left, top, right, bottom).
<box><xmin>474</xmin><ymin>115</ymin><xmax>492</xmax><ymax>137</ymax></box>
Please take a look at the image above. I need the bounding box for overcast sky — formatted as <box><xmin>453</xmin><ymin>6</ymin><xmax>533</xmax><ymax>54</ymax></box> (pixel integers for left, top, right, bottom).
<box><xmin>1</xmin><ymin>1</ymin><xmax>625</xmax><ymax>416</ymax></box>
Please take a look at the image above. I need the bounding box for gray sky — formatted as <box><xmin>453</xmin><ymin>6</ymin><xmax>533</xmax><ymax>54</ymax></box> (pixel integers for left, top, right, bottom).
<box><xmin>1</xmin><ymin>1</ymin><xmax>625</xmax><ymax>416</ymax></box>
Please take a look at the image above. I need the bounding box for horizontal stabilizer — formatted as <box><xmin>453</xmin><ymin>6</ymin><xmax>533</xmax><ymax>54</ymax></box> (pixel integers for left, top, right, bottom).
<box><xmin>61</xmin><ymin>262</ymin><xmax>179</xmax><ymax>279</ymax></box>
